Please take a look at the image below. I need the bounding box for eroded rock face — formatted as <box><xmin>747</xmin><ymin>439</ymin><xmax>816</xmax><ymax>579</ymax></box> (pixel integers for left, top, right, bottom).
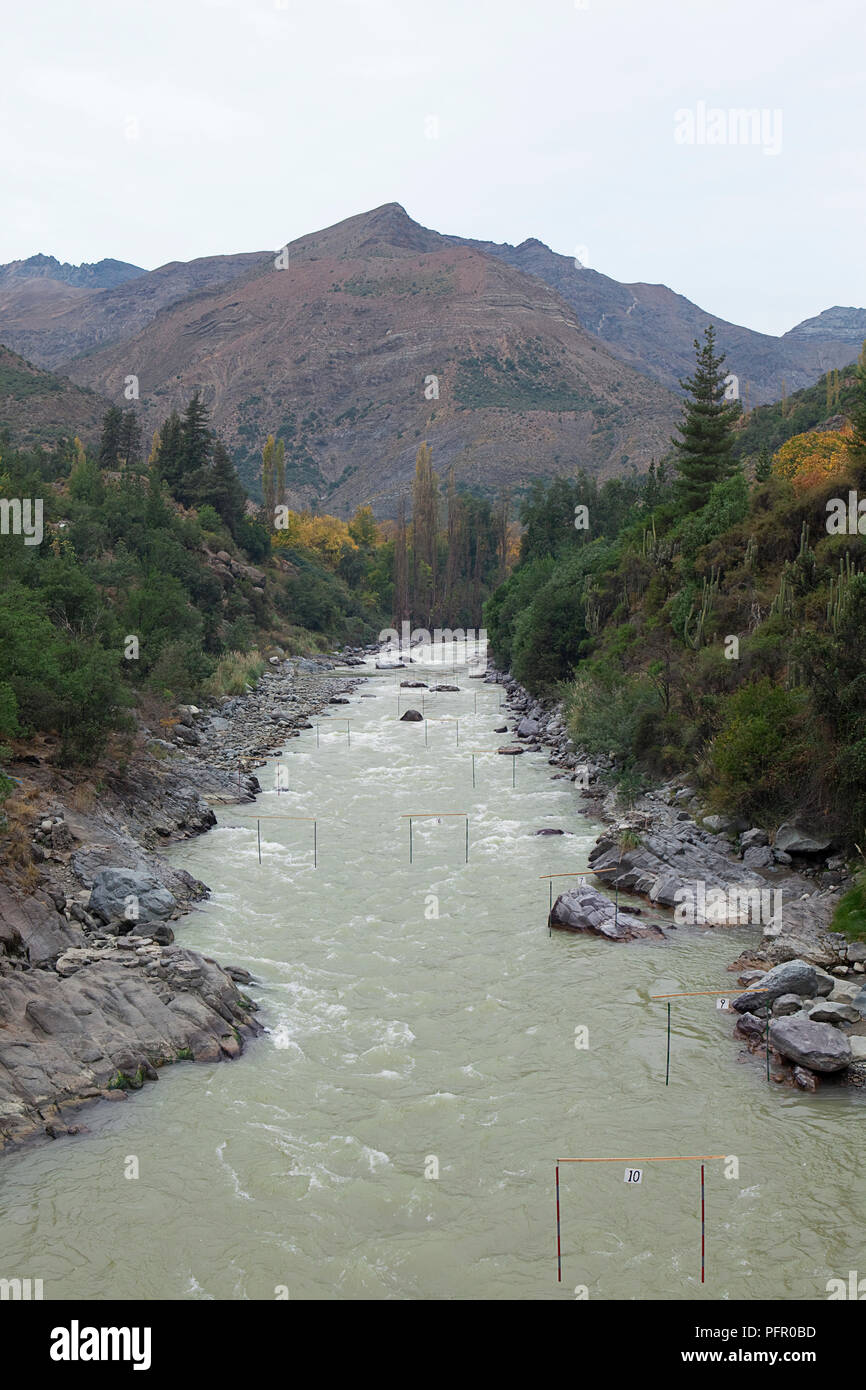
<box><xmin>0</xmin><ymin>893</ymin><xmax>260</xmax><ymax>1150</ymax></box>
<box><xmin>769</xmin><ymin>1017</ymin><xmax>852</xmax><ymax>1072</ymax></box>
<box><xmin>549</xmin><ymin>883</ymin><xmax>665</xmax><ymax>942</ymax></box>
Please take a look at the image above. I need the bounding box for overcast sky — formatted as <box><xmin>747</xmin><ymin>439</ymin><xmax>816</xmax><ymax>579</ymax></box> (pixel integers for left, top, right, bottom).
<box><xmin>2</xmin><ymin>0</ymin><xmax>863</xmax><ymax>335</ymax></box>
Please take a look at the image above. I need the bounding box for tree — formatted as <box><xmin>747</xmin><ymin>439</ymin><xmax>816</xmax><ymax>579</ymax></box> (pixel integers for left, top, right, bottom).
<box><xmin>411</xmin><ymin>443</ymin><xmax>439</xmax><ymax>623</ymax></box>
<box><xmin>176</xmin><ymin>392</ymin><xmax>212</xmax><ymax>503</ymax></box>
<box><xmin>98</xmin><ymin>406</ymin><xmax>123</xmax><ymax>467</ymax></box>
<box><xmin>393</xmin><ymin>496</ymin><xmax>409</xmax><ymax>626</ymax></box>
<box><xmin>117</xmin><ymin>410</ymin><xmax>142</xmax><ymax>469</ymax></box>
<box><xmin>672</xmin><ymin>325</ymin><xmax>740</xmax><ymax>511</ymax></box>
<box><xmin>261</xmin><ymin>435</ymin><xmax>277</xmax><ymax>518</ymax></box>
<box><xmin>754</xmin><ymin>445</ymin><xmax>772</xmax><ymax>482</ymax></box>
<box><xmin>208</xmin><ymin>441</ymin><xmax>246</xmax><ymax>533</ymax></box>
<box><xmin>156</xmin><ymin>411</ymin><xmax>183</xmax><ymax>487</ymax></box>
<box><xmin>850</xmin><ymin>341</ymin><xmax>866</xmax><ymax>464</ymax></box>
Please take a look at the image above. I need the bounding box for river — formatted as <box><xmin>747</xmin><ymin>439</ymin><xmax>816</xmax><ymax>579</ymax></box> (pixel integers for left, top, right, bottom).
<box><xmin>0</xmin><ymin>651</ymin><xmax>862</xmax><ymax>1300</ymax></box>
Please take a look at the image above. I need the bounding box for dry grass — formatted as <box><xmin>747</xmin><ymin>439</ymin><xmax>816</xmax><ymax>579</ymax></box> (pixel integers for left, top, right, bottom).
<box><xmin>203</xmin><ymin>650</ymin><xmax>267</xmax><ymax>699</ymax></box>
<box><xmin>0</xmin><ymin>786</ymin><xmax>43</xmax><ymax>889</ymax></box>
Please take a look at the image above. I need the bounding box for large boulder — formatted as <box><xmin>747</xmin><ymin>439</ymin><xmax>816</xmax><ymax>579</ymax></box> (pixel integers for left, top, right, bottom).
<box><xmin>549</xmin><ymin>883</ymin><xmax>665</xmax><ymax>943</ymax></box>
<box><xmin>769</xmin><ymin>1017</ymin><xmax>852</xmax><ymax>1072</ymax></box>
<box><xmin>774</xmin><ymin>820</ymin><xmax>834</xmax><ymax>855</ymax></box>
<box><xmin>517</xmin><ymin>717</ymin><xmax>541</xmax><ymax>738</ymax></box>
<box><xmin>399</xmin><ymin>709</ymin><xmax>424</xmax><ymax>722</ymax></box>
<box><xmin>733</xmin><ymin>959</ymin><xmax>829</xmax><ymax>1013</ymax></box>
<box><xmin>88</xmin><ymin>868</ymin><xmax>177</xmax><ymax>927</ymax></box>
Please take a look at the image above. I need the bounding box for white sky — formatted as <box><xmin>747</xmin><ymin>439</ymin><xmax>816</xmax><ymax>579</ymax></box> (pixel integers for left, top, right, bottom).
<box><xmin>2</xmin><ymin>0</ymin><xmax>864</xmax><ymax>335</ymax></box>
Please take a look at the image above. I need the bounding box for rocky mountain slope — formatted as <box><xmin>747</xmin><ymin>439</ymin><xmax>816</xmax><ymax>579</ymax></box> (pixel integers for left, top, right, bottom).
<box><xmin>0</xmin><ymin>251</ymin><xmax>271</xmax><ymax>370</ymax></box>
<box><xmin>0</xmin><ymin>345</ymin><xmax>109</xmax><ymax>448</ymax></box>
<box><xmin>2</xmin><ymin>204</ymin><xmax>862</xmax><ymax>510</ymax></box>
<box><xmin>446</xmin><ymin>233</ymin><xmax>863</xmax><ymax>405</ymax></box>
<box><xmin>52</xmin><ymin>205</ymin><xmax>680</xmax><ymax>513</ymax></box>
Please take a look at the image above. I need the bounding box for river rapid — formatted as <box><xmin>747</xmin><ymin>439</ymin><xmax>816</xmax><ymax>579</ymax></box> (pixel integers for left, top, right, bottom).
<box><xmin>0</xmin><ymin>651</ymin><xmax>862</xmax><ymax>1300</ymax></box>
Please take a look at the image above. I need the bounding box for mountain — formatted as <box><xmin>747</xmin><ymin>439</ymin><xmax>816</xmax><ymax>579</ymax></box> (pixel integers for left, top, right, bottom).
<box><xmin>0</xmin><ymin>345</ymin><xmax>109</xmax><ymax>448</ymax></box>
<box><xmin>2</xmin><ymin>204</ymin><xmax>862</xmax><ymax>513</ymax></box>
<box><xmin>58</xmin><ymin>204</ymin><xmax>681</xmax><ymax>515</ymax></box>
<box><xmin>0</xmin><ymin>250</ymin><xmax>272</xmax><ymax>370</ymax></box>
<box><xmin>783</xmin><ymin>306</ymin><xmax>866</xmax><ymax>343</ymax></box>
<box><xmin>444</xmin><ymin>234</ymin><xmax>863</xmax><ymax>406</ymax></box>
<box><xmin>0</xmin><ymin>253</ymin><xmax>145</xmax><ymax>290</ymax></box>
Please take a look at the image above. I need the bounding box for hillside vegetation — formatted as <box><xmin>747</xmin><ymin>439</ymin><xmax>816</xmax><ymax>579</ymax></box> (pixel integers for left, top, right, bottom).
<box><xmin>486</xmin><ymin>331</ymin><xmax>866</xmax><ymax>855</ymax></box>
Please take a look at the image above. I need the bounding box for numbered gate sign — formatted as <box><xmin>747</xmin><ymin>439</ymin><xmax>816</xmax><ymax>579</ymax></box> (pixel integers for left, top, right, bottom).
<box><xmin>624</xmin><ymin>1168</ymin><xmax>643</xmax><ymax>1184</ymax></box>
<box><xmin>716</xmin><ymin>997</ymin><xmax>731</xmax><ymax>1011</ymax></box>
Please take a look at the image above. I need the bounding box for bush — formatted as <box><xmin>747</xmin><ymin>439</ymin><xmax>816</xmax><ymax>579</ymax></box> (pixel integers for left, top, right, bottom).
<box><xmin>707</xmin><ymin>678</ymin><xmax>811</xmax><ymax>821</ymax></box>
<box><xmin>566</xmin><ymin>664</ymin><xmax>661</xmax><ymax>765</ymax></box>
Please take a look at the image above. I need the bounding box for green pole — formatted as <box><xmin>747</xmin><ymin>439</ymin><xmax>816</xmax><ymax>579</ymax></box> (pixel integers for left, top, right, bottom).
<box><xmin>512</xmin><ymin>755</ymin><xmax>516</xmax><ymax>788</ymax></box>
<box><xmin>409</xmin><ymin>817</ymin><xmax>413</xmax><ymax>864</ymax></box>
<box><xmin>472</xmin><ymin>754</ymin><xmax>475</xmax><ymax>788</ymax></box>
<box><xmin>665</xmin><ymin>1003</ymin><xmax>671</xmax><ymax>1086</ymax></box>
<box><xmin>465</xmin><ymin>816</ymin><xmax>469</xmax><ymax>863</ymax></box>
<box><xmin>313</xmin><ymin>820</ymin><xmax>317</xmax><ymax>869</ymax></box>
<box><xmin>257</xmin><ymin>819</ymin><xmax>262</xmax><ymax>865</ymax></box>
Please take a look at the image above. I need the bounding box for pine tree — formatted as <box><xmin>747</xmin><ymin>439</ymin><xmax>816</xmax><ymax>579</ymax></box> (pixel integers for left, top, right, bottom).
<box><xmin>672</xmin><ymin>326</ymin><xmax>739</xmax><ymax>511</ymax></box>
<box><xmin>156</xmin><ymin>411</ymin><xmax>183</xmax><ymax>487</ymax></box>
<box><xmin>148</xmin><ymin>429</ymin><xmax>162</xmax><ymax>466</ymax></box>
<box><xmin>117</xmin><ymin>410</ymin><xmax>142</xmax><ymax>468</ymax></box>
<box><xmin>98</xmin><ymin>406</ymin><xmax>123</xmax><ymax>467</ymax></box>
<box><xmin>175</xmin><ymin>393</ymin><xmax>212</xmax><ymax>506</ymax></box>
<box><xmin>755</xmin><ymin>446</ymin><xmax>772</xmax><ymax>482</ymax></box>
<box><xmin>209</xmin><ymin>441</ymin><xmax>246</xmax><ymax>533</ymax></box>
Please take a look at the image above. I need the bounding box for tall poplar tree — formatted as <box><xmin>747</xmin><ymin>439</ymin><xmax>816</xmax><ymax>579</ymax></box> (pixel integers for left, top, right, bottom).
<box><xmin>672</xmin><ymin>325</ymin><xmax>739</xmax><ymax>511</ymax></box>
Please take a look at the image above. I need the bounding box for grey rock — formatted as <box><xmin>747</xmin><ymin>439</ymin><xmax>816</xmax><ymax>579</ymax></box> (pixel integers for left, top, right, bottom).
<box><xmin>733</xmin><ymin>959</ymin><xmax>824</xmax><ymax>1013</ymax></box>
<box><xmin>734</xmin><ymin>1011</ymin><xmax>766</xmax><ymax>1038</ymax></box>
<box><xmin>775</xmin><ymin>820</ymin><xmax>834</xmax><ymax>855</ymax></box>
<box><xmin>807</xmin><ymin>1001</ymin><xmax>861</xmax><ymax>1025</ymax></box>
<box><xmin>772</xmin><ymin>993</ymin><xmax>804</xmax><ymax>1017</ymax></box>
<box><xmin>740</xmin><ymin>828</ymin><xmax>769</xmax><ymax>850</ymax></box>
<box><xmin>399</xmin><ymin>709</ymin><xmax>424</xmax><ymax>722</ymax></box>
<box><xmin>769</xmin><ymin>1016</ymin><xmax>852</xmax><ymax>1072</ymax></box>
<box><xmin>846</xmin><ymin>943</ymin><xmax>866</xmax><ymax>964</ymax></box>
<box><xmin>517</xmin><ymin>717</ymin><xmax>541</xmax><ymax>738</ymax></box>
<box><xmin>549</xmin><ymin>883</ymin><xmax>665</xmax><ymax>942</ymax></box>
<box><xmin>743</xmin><ymin>845</ymin><xmax>774</xmax><ymax>869</ymax></box>
<box><xmin>89</xmin><ymin>869</ymin><xmax>177</xmax><ymax>926</ymax></box>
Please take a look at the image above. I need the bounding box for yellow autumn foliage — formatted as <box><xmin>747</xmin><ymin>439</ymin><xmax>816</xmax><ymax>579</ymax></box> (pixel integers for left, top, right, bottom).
<box><xmin>771</xmin><ymin>427</ymin><xmax>852</xmax><ymax>493</ymax></box>
<box><xmin>271</xmin><ymin>509</ymin><xmax>358</xmax><ymax>568</ymax></box>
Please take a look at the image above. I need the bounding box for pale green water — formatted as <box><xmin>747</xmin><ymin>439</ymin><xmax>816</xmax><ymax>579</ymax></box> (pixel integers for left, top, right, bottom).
<box><xmin>0</xmin><ymin>653</ymin><xmax>862</xmax><ymax>1300</ymax></box>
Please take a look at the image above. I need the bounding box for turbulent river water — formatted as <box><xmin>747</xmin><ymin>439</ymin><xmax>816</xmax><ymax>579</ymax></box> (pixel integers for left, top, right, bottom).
<box><xmin>1</xmin><ymin>652</ymin><xmax>863</xmax><ymax>1300</ymax></box>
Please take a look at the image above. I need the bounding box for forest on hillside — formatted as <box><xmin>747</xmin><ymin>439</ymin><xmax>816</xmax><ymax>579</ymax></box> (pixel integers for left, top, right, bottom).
<box><xmin>485</xmin><ymin>332</ymin><xmax>866</xmax><ymax>874</ymax></box>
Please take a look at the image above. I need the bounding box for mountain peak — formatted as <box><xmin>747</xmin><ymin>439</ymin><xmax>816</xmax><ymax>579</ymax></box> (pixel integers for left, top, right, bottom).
<box><xmin>289</xmin><ymin>202</ymin><xmax>444</xmax><ymax>260</ymax></box>
<box><xmin>0</xmin><ymin>253</ymin><xmax>145</xmax><ymax>290</ymax></box>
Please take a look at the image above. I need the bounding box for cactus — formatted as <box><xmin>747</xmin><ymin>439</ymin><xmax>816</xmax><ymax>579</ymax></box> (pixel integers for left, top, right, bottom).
<box><xmin>827</xmin><ymin>551</ymin><xmax>859</xmax><ymax>632</ymax></box>
<box><xmin>744</xmin><ymin>534</ymin><xmax>758</xmax><ymax>569</ymax></box>
<box><xmin>683</xmin><ymin>566</ymin><xmax>720</xmax><ymax>649</ymax></box>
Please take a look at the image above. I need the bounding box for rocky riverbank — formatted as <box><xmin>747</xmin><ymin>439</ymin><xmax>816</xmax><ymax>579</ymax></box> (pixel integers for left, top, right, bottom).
<box><xmin>0</xmin><ymin>652</ymin><xmax>362</xmax><ymax>1152</ymax></box>
<box><xmin>490</xmin><ymin>665</ymin><xmax>866</xmax><ymax>1091</ymax></box>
